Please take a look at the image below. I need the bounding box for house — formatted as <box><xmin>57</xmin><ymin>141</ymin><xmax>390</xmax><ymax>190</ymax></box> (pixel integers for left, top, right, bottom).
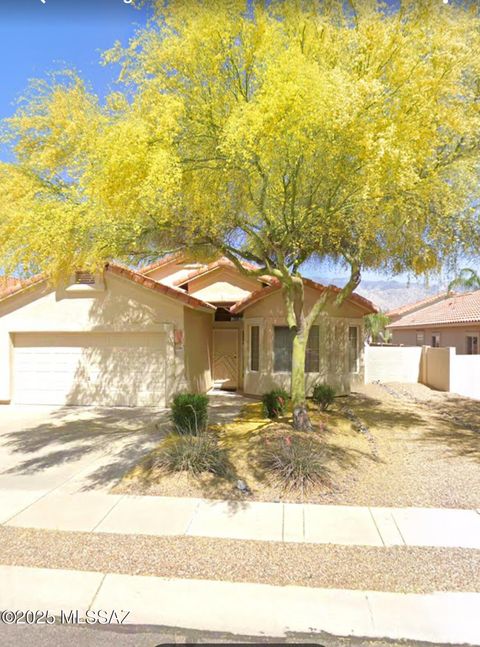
<box><xmin>387</xmin><ymin>290</ymin><xmax>480</xmax><ymax>354</ymax></box>
<box><xmin>0</xmin><ymin>256</ymin><xmax>376</xmax><ymax>407</ymax></box>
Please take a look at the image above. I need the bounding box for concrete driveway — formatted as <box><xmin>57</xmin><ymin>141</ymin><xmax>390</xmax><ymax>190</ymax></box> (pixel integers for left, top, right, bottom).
<box><xmin>0</xmin><ymin>405</ymin><xmax>168</xmax><ymax>494</ymax></box>
<box><xmin>0</xmin><ymin>392</ymin><xmax>250</xmax><ymax>496</ymax></box>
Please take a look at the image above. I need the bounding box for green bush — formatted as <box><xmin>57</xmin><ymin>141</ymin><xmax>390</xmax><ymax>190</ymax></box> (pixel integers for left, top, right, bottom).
<box><xmin>261</xmin><ymin>388</ymin><xmax>289</xmax><ymax>419</ymax></box>
<box><xmin>259</xmin><ymin>434</ymin><xmax>330</xmax><ymax>492</ymax></box>
<box><xmin>153</xmin><ymin>431</ymin><xmax>229</xmax><ymax>477</ymax></box>
<box><xmin>171</xmin><ymin>393</ymin><xmax>209</xmax><ymax>434</ymax></box>
<box><xmin>312</xmin><ymin>383</ymin><xmax>336</xmax><ymax>411</ymax></box>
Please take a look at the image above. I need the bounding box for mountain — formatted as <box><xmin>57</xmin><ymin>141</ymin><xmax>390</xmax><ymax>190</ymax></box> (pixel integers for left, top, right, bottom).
<box><xmin>308</xmin><ymin>276</ymin><xmax>445</xmax><ymax>312</ymax></box>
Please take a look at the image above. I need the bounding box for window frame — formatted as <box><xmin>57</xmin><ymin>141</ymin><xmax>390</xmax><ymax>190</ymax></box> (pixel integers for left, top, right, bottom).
<box><xmin>272</xmin><ymin>325</ymin><xmax>320</xmax><ymax>374</ymax></box>
<box><xmin>466</xmin><ymin>333</ymin><xmax>479</xmax><ymax>355</ymax></box>
<box><xmin>249</xmin><ymin>325</ymin><xmax>260</xmax><ymax>372</ymax></box>
<box><xmin>415</xmin><ymin>330</ymin><xmax>425</xmax><ymax>346</ymax></box>
<box><xmin>348</xmin><ymin>324</ymin><xmax>360</xmax><ymax>374</ymax></box>
<box><xmin>431</xmin><ymin>333</ymin><xmax>441</xmax><ymax>348</ymax></box>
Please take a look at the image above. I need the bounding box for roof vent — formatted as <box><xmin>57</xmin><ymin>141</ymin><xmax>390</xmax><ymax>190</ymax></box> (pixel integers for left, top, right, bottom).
<box><xmin>75</xmin><ymin>271</ymin><xmax>95</xmax><ymax>285</ymax></box>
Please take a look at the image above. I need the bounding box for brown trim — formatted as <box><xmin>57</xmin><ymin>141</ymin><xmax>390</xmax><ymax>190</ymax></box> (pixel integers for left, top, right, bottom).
<box><xmin>174</xmin><ymin>258</ymin><xmax>274</xmax><ymax>288</ymax></box>
<box><xmin>0</xmin><ymin>264</ymin><xmax>216</xmax><ymax>312</ymax></box>
<box><xmin>106</xmin><ymin>263</ymin><xmax>216</xmax><ymax>311</ymax></box>
<box><xmin>0</xmin><ymin>274</ymin><xmax>47</xmax><ymax>303</ymax></box>
<box><xmin>139</xmin><ymin>252</ymin><xmax>184</xmax><ymax>276</ymax></box>
<box><xmin>230</xmin><ymin>278</ymin><xmax>377</xmax><ymax>314</ymax></box>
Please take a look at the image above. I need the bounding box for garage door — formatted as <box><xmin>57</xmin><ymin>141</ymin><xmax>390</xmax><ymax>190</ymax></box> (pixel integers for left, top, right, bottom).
<box><xmin>13</xmin><ymin>332</ymin><xmax>167</xmax><ymax>406</ymax></box>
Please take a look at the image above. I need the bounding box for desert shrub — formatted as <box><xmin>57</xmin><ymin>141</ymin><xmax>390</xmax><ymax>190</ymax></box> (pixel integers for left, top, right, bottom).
<box><xmin>171</xmin><ymin>393</ymin><xmax>209</xmax><ymax>434</ymax></box>
<box><xmin>312</xmin><ymin>383</ymin><xmax>336</xmax><ymax>411</ymax></box>
<box><xmin>261</xmin><ymin>388</ymin><xmax>289</xmax><ymax>419</ymax></box>
<box><xmin>259</xmin><ymin>434</ymin><xmax>330</xmax><ymax>492</ymax></box>
<box><xmin>153</xmin><ymin>431</ymin><xmax>229</xmax><ymax>477</ymax></box>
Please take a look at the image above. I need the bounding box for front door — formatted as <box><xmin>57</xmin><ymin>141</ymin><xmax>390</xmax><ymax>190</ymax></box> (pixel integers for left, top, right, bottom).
<box><xmin>213</xmin><ymin>329</ymin><xmax>238</xmax><ymax>390</ymax></box>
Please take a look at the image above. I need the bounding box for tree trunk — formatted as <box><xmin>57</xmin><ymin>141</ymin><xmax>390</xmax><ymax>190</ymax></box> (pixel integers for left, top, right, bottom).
<box><xmin>291</xmin><ymin>332</ymin><xmax>312</xmax><ymax>431</ymax></box>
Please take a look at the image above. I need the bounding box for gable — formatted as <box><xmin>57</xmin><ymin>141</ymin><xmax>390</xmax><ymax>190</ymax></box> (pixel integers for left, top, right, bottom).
<box><xmin>146</xmin><ymin>261</ymin><xmax>206</xmax><ymax>286</ymax></box>
<box><xmin>241</xmin><ymin>284</ymin><xmax>370</xmax><ymax>319</ymax></box>
<box><xmin>0</xmin><ymin>271</ymin><xmax>185</xmax><ymax>333</ymax></box>
<box><xmin>185</xmin><ymin>267</ymin><xmax>261</xmax><ymax>303</ymax></box>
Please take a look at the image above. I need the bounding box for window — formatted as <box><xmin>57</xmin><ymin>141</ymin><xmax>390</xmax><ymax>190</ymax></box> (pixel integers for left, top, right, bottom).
<box><xmin>348</xmin><ymin>326</ymin><xmax>359</xmax><ymax>373</ymax></box>
<box><xmin>415</xmin><ymin>331</ymin><xmax>425</xmax><ymax>346</ymax></box>
<box><xmin>466</xmin><ymin>334</ymin><xmax>479</xmax><ymax>355</ymax></box>
<box><xmin>305</xmin><ymin>326</ymin><xmax>320</xmax><ymax>373</ymax></box>
<box><xmin>273</xmin><ymin>326</ymin><xmax>319</xmax><ymax>373</ymax></box>
<box><xmin>431</xmin><ymin>334</ymin><xmax>440</xmax><ymax>348</ymax></box>
<box><xmin>250</xmin><ymin>326</ymin><xmax>260</xmax><ymax>371</ymax></box>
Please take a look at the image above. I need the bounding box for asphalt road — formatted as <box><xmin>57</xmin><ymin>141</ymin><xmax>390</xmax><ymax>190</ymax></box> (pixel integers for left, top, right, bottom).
<box><xmin>0</xmin><ymin>622</ymin><xmax>457</xmax><ymax>647</ymax></box>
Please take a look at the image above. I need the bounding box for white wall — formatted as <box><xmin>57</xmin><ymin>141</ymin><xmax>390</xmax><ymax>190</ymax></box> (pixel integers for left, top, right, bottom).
<box><xmin>450</xmin><ymin>355</ymin><xmax>480</xmax><ymax>399</ymax></box>
<box><xmin>365</xmin><ymin>346</ymin><xmax>423</xmax><ymax>384</ymax></box>
<box><xmin>366</xmin><ymin>344</ymin><xmax>480</xmax><ymax>401</ymax></box>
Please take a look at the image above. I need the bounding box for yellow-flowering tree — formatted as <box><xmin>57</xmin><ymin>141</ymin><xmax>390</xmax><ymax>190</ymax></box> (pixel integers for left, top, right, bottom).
<box><xmin>2</xmin><ymin>0</ymin><xmax>480</xmax><ymax>428</ymax></box>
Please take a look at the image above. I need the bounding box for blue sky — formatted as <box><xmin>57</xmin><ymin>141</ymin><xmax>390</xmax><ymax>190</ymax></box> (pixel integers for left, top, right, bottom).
<box><xmin>0</xmin><ymin>0</ymin><xmax>469</xmax><ymax>285</ymax></box>
<box><xmin>0</xmin><ymin>0</ymin><xmax>151</xmax><ymax>123</ymax></box>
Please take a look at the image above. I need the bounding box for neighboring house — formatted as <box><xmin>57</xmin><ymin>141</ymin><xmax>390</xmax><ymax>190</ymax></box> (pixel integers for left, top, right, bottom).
<box><xmin>0</xmin><ymin>256</ymin><xmax>376</xmax><ymax>407</ymax></box>
<box><xmin>387</xmin><ymin>292</ymin><xmax>450</xmax><ymax>324</ymax></box>
<box><xmin>387</xmin><ymin>290</ymin><xmax>480</xmax><ymax>355</ymax></box>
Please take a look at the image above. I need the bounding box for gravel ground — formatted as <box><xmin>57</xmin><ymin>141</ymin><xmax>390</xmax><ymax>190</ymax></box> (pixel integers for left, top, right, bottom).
<box><xmin>0</xmin><ymin>526</ymin><xmax>478</xmax><ymax>594</ymax></box>
<box><xmin>116</xmin><ymin>383</ymin><xmax>480</xmax><ymax>508</ymax></box>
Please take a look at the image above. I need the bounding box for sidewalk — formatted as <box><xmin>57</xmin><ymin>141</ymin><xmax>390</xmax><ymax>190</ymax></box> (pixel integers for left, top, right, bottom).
<box><xmin>1</xmin><ymin>564</ymin><xmax>479</xmax><ymax>644</ymax></box>
<box><xmin>1</xmin><ymin>488</ymin><xmax>479</xmax><ymax>548</ymax></box>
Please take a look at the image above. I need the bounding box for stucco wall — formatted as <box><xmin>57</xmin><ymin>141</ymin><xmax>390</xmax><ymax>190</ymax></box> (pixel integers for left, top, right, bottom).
<box><xmin>0</xmin><ymin>272</ymin><xmax>188</xmax><ymax>403</ymax></box>
<box><xmin>183</xmin><ymin>307</ymin><xmax>214</xmax><ymax>393</ymax></box>
<box><xmin>422</xmin><ymin>347</ymin><xmax>451</xmax><ymax>391</ymax></box>
<box><xmin>146</xmin><ymin>261</ymin><xmax>205</xmax><ymax>286</ymax></box>
<box><xmin>391</xmin><ymin>326</ymin><xmax>480</xmax><ymax>355</ymax></box>
<box><xmin>364</xmin><ymin>346</ymin><xmax>423</xmax><ymax>384</ymax></box>
<box><xmin>242</xmin><ymin>287</ymin><xmax>366</xmax><ymax>396</ymax></box>
<box><xmin>365</xmin><ymin>345</ymin><xmax>480</xmax><ymax>400</ymax></box>
<box><xmin>186</xmin><ymin>268</ymin><xmax>259</xmax><ymax>303</ymax></box>
<box><xmin>450</xmin><ymin>354</ymin><xmax>480</xmax><ymax>399</ymax></box>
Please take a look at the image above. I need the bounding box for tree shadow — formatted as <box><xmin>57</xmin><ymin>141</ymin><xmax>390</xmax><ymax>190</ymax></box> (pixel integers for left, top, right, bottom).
<box><xmin>345</xmin><ymin>392</ymin><xmax>429</xmax><ymax>431</ymax></box>
<box><xmin>0</xmin><ymin>406</ymin><xmax>169</xmax><ymax>490</ymax></box>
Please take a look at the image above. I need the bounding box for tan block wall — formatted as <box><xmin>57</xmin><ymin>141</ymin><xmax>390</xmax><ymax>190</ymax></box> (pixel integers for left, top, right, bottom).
<box><xmin>422</xmin><ymin>347</ymin><xmax>452</xmax><ymax>391</ymax></box>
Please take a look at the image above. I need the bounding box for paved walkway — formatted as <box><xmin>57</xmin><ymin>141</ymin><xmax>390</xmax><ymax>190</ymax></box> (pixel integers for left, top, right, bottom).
<box><xmin>1</xmin><ymin>564</ymin><xmax>479</xmax><ymax>644</ymax></box>
<box><xmin>1</xmin><ymin>488</ymin><xmax>479</xmax><ymax>548</ymax></box>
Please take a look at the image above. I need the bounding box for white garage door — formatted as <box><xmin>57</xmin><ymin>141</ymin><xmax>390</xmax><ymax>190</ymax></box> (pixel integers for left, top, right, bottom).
<box><xmin>13</xmin><ymin>332</ymin><xmax>167</xmax><ymax>407</ymax></box>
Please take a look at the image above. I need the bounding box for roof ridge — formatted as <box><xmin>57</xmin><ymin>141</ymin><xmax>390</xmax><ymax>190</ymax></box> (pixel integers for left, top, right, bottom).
<box><xmin>388</xmin><ymin>288</ymin><xmax>480</xmax><ymax>328</ymax></box>
<box><xmin>230</xmin><ymin>277</ymin><xmax>377</xmax><ymax>314</ymax></box>
<box><xmin>106</xmin><ymin>263</ymin><xmax>216</xmax><ymax>311</ymax></box>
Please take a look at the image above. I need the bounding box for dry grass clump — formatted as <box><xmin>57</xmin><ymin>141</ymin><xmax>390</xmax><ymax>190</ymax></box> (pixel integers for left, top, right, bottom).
<box><xmin>257</xmin><ymin>427</ymin><xmax>332</xmax><ymax>493</ymax></box>
<box><xmin>152</xmin><ymin>431</ymin><xmax>231</xmax><ymax>478</ymax></box>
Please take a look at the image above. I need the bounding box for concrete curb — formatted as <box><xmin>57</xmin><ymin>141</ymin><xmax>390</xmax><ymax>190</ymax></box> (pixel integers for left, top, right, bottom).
<box><xmin>0</xmin><ymin>565</ymin><xmax>479</xmax><ymax>644</ymax></box>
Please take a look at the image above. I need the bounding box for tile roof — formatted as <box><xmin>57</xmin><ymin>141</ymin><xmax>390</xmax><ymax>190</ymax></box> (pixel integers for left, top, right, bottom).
<box><xmin>138</xmin><ymin>252</ymin><xmax>184</xmax><ymax>276</ymax></box>
<box><xmin>230</xmin><ymin>277</ymin><xmax>378</xmax><ymax>314</ymax></box>
<box><xmin>387</xmin><ymin>290</ymin><xmax>480</xmax><ymax>328</ymax></box>
<box><xmin>106</xmin><ymin>264</ymin><xmax>216</xmax><ymax>311</ymax></box>
<box><xmin>0</xmin><ymin>265</ymin><xmax>216</xmax><ymax>312</ymax></box>
<box><xmin>386</xmin><ymin>292</ymin><xmax>450</xmax><ymax>319</ymax></box>
<box><xmin>0</xmin><ymin>274</ymin><xmax>46</xmax><ymax>302</ymax></box>
<box><xmin>172</xmin><ymin>257</ymin><xmax>274</xmax><ymax>287</ymax></box>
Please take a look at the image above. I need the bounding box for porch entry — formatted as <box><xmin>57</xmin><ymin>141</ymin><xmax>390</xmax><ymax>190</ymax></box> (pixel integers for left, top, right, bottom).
<box><xmin>213</xmin><ymin>328</ymin><xmax>238</xmax><ymax>390</ymax></box>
